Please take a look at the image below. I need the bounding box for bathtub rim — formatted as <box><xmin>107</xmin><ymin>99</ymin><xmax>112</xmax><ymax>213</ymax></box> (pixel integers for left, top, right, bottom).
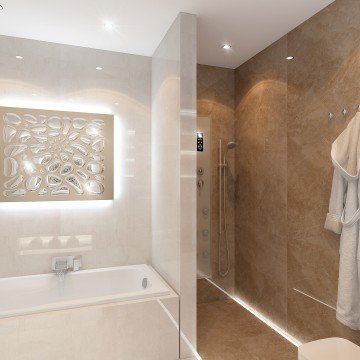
<box><xmin>0</xmin><ymin>264</ymin><xmax>177</xmax><ymax>319</ymax></box>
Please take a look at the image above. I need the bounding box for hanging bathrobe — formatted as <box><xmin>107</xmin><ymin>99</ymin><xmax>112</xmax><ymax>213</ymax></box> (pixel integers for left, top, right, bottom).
<box><xmin>325</xmin><ymin>112</ymin><xmax>360</xmax><ymax>330</ymax></box>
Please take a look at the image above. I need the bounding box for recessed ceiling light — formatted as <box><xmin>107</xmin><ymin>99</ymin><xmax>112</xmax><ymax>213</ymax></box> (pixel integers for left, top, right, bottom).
<box><xmin>222</xmin><ymin>44</ymin><xmax>231</xmax><ymax>50</ymax></box>
<box><xmin>114</xmin><ymin>102</ymin><xmax>119</xmax><ymax>105</ymax></box>
<box><xmin>96</xmin><ymin>66</ymin><xmax>103</xmax><ymax>71</ymax></box>
<box><xmin>31</xmin><ymin>93</ymin><xmax>37</xmax><ymax>96</ymax></box>
<box><xmin>15</xmin><ymin>55</ymin><xmax>23</xmax><ymax>60</ymax></box>
<box><xmin>0</xmin><ymin>5</ymin><xmax>4</xmax><ymax>10</ymax></box>
<box><xmin>104</xmin><ymin>22</ymin><xmax>114</xmax><ymax>30</ymax></box>
<box><xmin>286</xmin><ymin>56</ymin><xmax>294</xmax><ymax>60</ymax></box>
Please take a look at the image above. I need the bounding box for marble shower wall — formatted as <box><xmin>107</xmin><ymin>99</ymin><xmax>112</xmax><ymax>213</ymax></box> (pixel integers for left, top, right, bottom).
<box><xmin>235</xmin><ymin>0</ymin><xmax>360</xmax><ymax>345</ymax></box>
<box><xmin>287</xmin><ymin>0</ymin><xmax>360</xmax><ymax>344</ymax></box>
<box><xmin>197</xmin><ymin>65</ymin><xmax>236</xmax><ymax>297</ymax></box>
<box><xmin>234</xmin><ymin>38</ymin><xmax>288</xmax><ymax>329</ymax></box>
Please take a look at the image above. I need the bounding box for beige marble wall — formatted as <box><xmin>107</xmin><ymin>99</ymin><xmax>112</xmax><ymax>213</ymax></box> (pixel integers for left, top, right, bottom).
<box><xmin>0</xmin><ymin>35</ymin><xmax>152</xmax><ymax>277</ymax></box>
<box><xmin>234</xmin><ymin>38</ymin><xmax>288</xmax><ymax>328</ymax></box>
<box><xmin>197</xmin><ymin>65</ymin><xmax>236</xmax><ymax>296</ymax></box>
<box><xmin>234</xmin><ymin>0</ymin><xmax>360</xmax><ymax>345</ymax></box>
<box><xmin>287</xmin><ymin>0</ymin><xmax>360</xmax><ymax>344</ymax></box>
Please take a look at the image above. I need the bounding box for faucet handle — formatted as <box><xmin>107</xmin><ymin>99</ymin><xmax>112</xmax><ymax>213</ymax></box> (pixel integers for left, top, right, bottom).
<box><xmin>56</xmin><ymin>259</ymin><xmax>68</xmax><ymax>271</ymax></box>
<box><xmin>73</xmin><ymin>257</ymin><xmax>82</xmax><ymax>271</ymax></box>
<box><xmin>52</xmin><ymin>257</ymin><xmax>69</xmax><ymax>272</ymax></box>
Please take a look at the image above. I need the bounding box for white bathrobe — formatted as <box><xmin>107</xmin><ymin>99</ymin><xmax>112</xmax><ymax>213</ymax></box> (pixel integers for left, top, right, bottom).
<box><xmin>325</xmin><ymin>112</ymin><xmax>360</xmax><ymax>330</ymax></box>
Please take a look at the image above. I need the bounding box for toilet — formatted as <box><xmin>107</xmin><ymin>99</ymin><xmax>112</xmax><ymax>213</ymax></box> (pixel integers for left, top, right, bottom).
<box><xmin>298</xmin><ymin>338</ymin><xmax>360</xmax><ymax>360</ymax></box>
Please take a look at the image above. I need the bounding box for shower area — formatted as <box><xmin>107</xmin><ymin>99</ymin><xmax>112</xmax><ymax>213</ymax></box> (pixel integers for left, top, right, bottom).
<box><xmin>196</xmin><ymin>0</ymin><xmax>360</xmax><ymax>358</ymax></box>
<box><xmin>196</xmin><ymin>65</ymin><xmax>237</xmax><ymax>301</ymax></box>
<box><xmin>196</xmin><ymin>61</ymin><xmax>296</xmax><ymax>358</ymax></box>
<box><xmin>196</xmin><ymin>114</ymin><xmax>236</xmax><ymax>284</ymax></box>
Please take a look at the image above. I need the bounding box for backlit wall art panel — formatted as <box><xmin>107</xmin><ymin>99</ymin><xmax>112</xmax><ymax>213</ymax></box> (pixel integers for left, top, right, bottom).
<box><xmin>1</xmin><ymin>107</ymin><xmax>114</xmax><ymax>202</ymax></box>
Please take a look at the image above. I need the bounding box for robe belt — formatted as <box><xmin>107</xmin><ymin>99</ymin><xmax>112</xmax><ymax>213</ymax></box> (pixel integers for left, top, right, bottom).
<box><xmin>341</xmin><ymin>208</ymin><xmax>360</xmax><ymax>227</ymax></box>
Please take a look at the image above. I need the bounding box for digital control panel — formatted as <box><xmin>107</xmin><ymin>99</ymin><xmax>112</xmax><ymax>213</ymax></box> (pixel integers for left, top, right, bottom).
<box><xmin>197</xmin><ymin>132</ymin><xmax>204</xmax><ymax>152</ymax></box>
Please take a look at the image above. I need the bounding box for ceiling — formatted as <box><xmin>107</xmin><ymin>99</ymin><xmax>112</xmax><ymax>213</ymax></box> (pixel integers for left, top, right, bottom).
<box><xmin>0</xmin><ymin>0</ymin><xmax>334</xmax><ymax>69</ymax></box>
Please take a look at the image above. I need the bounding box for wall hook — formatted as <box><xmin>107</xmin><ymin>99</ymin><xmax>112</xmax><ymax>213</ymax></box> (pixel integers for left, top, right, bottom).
<box><xmin>357</xmin><ymin>105</ymin><xmax>360</xmax><ymax>112</ymax></box>
<box><xmin>342</xmin><ymin>108</ymin><xmax>347</xmax><ymax>116</ymax></box>
<box><xmin>329</xmin><ymin>112</ymin><xmax>334</xmax><ymax>120</ymax></box>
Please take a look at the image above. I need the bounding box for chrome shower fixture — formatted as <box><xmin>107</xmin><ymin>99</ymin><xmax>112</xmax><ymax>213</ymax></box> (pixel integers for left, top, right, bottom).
<box><xmin>219</xmin><ymin>141</ymin><xmax>237</xmax><ymax>168</ymax></box>
<box><xmin>218</xmin><ymin>140</ymin><xmax>236</xmax><ymax>277</ymax></box>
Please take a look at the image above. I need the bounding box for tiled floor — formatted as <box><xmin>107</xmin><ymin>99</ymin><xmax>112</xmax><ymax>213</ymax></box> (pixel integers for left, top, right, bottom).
<box><xmin>197</xmin><ymin>299</ymin><xmax>297</xmax><ymax>360</ymax></box>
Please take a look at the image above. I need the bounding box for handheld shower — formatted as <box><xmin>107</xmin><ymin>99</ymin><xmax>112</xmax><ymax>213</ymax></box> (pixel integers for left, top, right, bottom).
<box><xmin>227</xmin><ymin>141</ymin><xmax>237</xmax><ymax>150</ymax></box>
<box><xmin>218</xmin><ymin>140</ymin><xmax>236</xmax><ymax>277</ymax></box>
<box><xmin>224</xmin><ymin>141</ymin><xmax>236</xmax><ymax>162</ymax></box>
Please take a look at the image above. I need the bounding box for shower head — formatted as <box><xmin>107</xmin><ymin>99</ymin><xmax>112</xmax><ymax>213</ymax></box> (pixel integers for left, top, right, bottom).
<box><xmin>223</xmin><ymin>141</ymin><xmax>237</xmax><ymax>161</ymax></box>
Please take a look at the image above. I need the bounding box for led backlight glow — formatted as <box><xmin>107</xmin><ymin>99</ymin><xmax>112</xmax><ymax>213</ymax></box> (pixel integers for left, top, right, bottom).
<box><xmin>0</xmin><ymin>98</ymin><xmax>122</xmax><ymax>210</ymax></box>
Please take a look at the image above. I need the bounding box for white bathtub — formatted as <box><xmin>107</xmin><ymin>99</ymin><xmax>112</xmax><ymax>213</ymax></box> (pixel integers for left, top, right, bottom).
<box><xmin>0</xmin><ymin>264</ymin><xmax>172</xmax><ymax>318</ymax></box>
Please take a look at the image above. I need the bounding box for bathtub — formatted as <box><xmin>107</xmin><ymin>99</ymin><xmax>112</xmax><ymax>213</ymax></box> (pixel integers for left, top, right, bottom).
<box><xmin>0</xmin><ymin>264</ymin><xmax>172</xmax><ymax>318</ymax></box>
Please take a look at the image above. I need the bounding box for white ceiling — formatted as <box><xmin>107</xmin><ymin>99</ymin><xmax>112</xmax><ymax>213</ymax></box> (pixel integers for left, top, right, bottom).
<box><xmin>0</xmin><ymin>0</ymin><xmax>333</xmax><ymax>69</ymax></box>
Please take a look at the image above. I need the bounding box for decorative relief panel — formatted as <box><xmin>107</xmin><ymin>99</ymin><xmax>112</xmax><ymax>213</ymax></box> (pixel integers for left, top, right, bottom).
<box><xmin>1</xmin><ymin>107</ymin><xmax>114</xmax><ymax>202</ymax></box>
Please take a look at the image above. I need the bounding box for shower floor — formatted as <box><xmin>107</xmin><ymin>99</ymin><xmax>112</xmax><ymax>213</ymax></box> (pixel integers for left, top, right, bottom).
<box><xmin>197</xmin><ymin>296</ymin><xmax>297</xmax><ymax>359</ymax></box>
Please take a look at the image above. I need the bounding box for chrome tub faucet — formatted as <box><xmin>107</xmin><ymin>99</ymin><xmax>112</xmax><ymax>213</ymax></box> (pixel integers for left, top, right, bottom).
<box><xmin>52</xmin><ymin>256</ymin><xmax>82</xmax><ymax>278</ymax></box>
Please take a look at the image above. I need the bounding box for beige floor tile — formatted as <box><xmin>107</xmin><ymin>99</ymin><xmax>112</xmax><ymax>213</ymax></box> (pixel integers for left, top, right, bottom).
<box><xmin>198</xmin><ymin>299</ymin><xmax>297</xmax><ymax>360</ymax></box>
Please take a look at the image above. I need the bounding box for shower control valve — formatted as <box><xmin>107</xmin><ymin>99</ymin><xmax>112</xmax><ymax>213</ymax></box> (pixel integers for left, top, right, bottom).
<box><xmin>197</xmin><ymin>180</ymin><xmax>204</xmax><ymax>190</ymax></box>
<box><xmin>197</xmin><ymin>167</ymin><xmax>204</xmax><ymax>176</ymax></box>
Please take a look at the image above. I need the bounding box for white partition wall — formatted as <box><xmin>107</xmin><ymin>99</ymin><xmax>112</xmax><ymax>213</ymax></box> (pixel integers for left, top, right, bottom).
<box><xmin>197</xmin><ymin>116</ymin><xmax>212</xmax><ymax>279</ymax></box>
<box><xmin>151</xmin><ymin>12</ymin><xmax>197</xmax><ymax>358</ymax></box>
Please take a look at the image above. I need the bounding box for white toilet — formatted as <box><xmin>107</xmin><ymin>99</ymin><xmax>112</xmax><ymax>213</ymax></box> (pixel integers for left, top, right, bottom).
<box><xmin>298</xmin><ymin>338</ymin><xmax>360</xmax><ymax>360</ymax></box>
